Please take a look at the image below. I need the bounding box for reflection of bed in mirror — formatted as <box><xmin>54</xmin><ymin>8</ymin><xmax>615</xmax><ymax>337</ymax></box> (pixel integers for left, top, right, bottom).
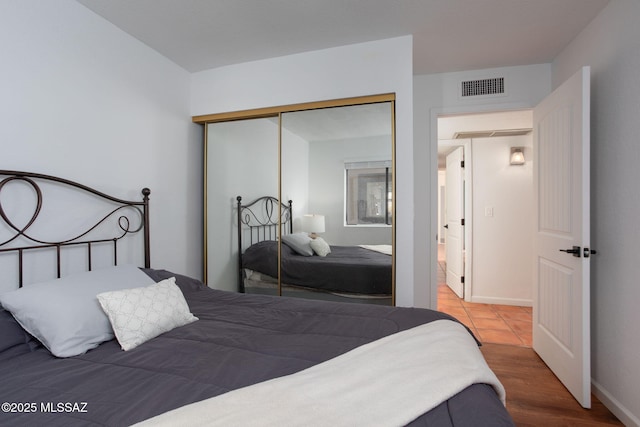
<box><xmin>237</xmin><ymin>195</ymin><xmax>392</xmax><ymax>305</ymax></box>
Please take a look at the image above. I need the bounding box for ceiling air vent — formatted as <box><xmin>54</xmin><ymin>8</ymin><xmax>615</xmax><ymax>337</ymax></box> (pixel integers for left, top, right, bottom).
<box><xmin>453</xmin><ymin>128</ymin><xmax>532</xmax><ymax>139</ymax></box>
<box><xmin>461</xmin><ymin>77</ymin><xmax>505</xmax><ymax>97</ymax></box>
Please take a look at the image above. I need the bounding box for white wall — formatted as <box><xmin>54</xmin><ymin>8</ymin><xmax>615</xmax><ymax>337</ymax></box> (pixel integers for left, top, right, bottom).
<box><xmin>282</xmin><ymin>128</ymin><xmax>311</xmax><ymax>231</ymax></box>
<box><xmin>191</xmin><ymin>36</ymin><xmax>415</xmax><ymax>306</ymax></box>
<box><xmin>206</xmin><ymin>119</ymin><xmax>280</xmax><ymax>291</ymax></box>
<box><xmin>470</xmin><ymin>135</ymin><xmax>533</xmax><ymax>305</ymax></box>
<box><xmin>552</xmin><ymin>1</ymin><xmax>640</xmax><ymax>424</ymax></box>
<box><xmin>0</xmin><ymin>1</ymin><xmax>202</xmax><ymax>281</ymax></box>
<box><xmin>413</xmin><ymin>64</ymin><xmax>551</xmax><ymax>308</ymax></box>
<box><xmin>308</xmin><ymin>136</ymin><xmax>392</xmax><ymax>246</ymax></box>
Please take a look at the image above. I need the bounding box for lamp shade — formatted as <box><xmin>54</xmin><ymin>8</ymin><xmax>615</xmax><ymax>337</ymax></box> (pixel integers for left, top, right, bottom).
<box><xmin>302</xmin><ymin>214</ymin><xmax>325</xmax><ymax>234</ymax></box>
<box><xmin>510</xmin><ymin>147</ymin><xmax>525</xmax><ymax>165</ymax></box>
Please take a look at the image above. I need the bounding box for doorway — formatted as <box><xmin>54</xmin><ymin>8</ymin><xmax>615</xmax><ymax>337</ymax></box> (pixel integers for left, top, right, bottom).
<box><xmin>436</xmin><ymin>110</ymin><xmax>533</xmax><ymax>347</ymax></box>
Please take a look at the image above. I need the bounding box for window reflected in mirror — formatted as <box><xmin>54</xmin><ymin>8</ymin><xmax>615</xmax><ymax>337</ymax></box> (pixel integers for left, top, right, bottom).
<box><xmin>345</xmin><ymin>161</ymin><xmax>392</xmax><ymax>226</ymax></box>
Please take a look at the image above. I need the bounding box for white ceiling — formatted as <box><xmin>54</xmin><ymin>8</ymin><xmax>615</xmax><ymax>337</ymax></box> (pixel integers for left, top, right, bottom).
<box><xmin>75</xmin><ymin>0</ymin><xmax>609</xmax><ymax>75</ymax></box>
<box><xmin>280</xmin><ymin>103</ymin><xmax>392</xmax><ymax>142</ymax></box>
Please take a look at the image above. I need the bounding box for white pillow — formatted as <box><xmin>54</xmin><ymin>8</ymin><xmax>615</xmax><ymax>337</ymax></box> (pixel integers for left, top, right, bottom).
<box><xmin>97</xmin><ymin>277</ymin><xmax>198</xmax><ymax>351</ymax></box>
<box><xmin>281</xmin><ymin>232</ymin><xmax>313</xmax><ymax>256</ymax></box>
<box><xmin>310</xmin><ymin>237</ymin><xmax>331</xmax><ymax>257</ymax></box>
<box><xmin>0</xmin><ymin>265</ymin><xmax>154</xmax><ymax>358</ymax></box>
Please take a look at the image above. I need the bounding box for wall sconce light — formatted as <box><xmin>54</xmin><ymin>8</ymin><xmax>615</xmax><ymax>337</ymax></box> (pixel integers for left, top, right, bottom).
<box><xmin>510</xmin><ymin>147</ymin><xmax>525</xmax><ymax>165</ymax></box>
<box><xmin>302</xmin><ymin>214</ymin><xmax>325</xmax><ymax>239</ymax></box>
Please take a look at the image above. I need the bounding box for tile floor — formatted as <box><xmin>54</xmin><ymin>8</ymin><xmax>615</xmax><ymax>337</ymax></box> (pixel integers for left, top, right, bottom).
<box><xmin>437</xmin><ymin>246</ymin><xmax>532</xmax><ymax>347</ymax></box>
<box><xmin>438</xmin><ymin>283</ymin><xmax>532</xmax><ymax>347</ymax></box>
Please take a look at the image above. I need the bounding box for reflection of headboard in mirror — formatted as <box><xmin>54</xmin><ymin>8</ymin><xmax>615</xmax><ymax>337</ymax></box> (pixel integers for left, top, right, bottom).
<box><xmin>236</xmin><ymin>196</ymin><xmax>292</xmax><ymax>292</ymax></box>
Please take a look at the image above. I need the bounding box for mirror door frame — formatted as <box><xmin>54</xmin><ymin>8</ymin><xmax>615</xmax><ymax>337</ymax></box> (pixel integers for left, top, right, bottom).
<box><xmin>194</xmin><ymin>93</ymin><xmax>397</xmax><ymax>304</ymax></box>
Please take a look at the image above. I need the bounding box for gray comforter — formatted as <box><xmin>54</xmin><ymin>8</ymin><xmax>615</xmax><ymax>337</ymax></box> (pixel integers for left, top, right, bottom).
<box><xmin>0</xmin><ymin>269</ymin><xmax>513</xmax><ymax>426</ymax></box>
<box><xmin>242</xmin><ymin>241</ymin><xmax>392</xmax><ymax>294</ymax></box>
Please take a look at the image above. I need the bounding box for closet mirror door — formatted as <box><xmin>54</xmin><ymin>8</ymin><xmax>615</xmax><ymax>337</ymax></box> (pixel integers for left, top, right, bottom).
<box><xmin>280</xmin><ymin>101</ymin><xmax>394</xmax><ymax>305</ymax></box>
<box><xmin>205</xmin><ymin>117</ymin><xmax>278</xmax><ymax>292</ymax></box>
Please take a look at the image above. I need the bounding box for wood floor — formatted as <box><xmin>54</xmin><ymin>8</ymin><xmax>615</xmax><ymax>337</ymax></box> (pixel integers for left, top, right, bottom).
<box><xmin>436</xmin><ymin>244</ymin><xmax>621</xmax><ymax>425</ymax></box>
<box><xmin>481</xmin><ymin>342</ymin><xmax>622</xmax><ymax>426</ymax></box>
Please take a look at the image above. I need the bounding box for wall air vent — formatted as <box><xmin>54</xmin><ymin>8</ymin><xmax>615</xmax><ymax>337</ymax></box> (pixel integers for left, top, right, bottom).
<box><xmin>461</xmin><ymin>77</ymin><xmax>505</xmax><ymax>97</ymax></box>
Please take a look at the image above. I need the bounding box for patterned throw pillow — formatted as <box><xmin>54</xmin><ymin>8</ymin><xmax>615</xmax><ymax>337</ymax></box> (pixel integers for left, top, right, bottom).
<box><xmin>97</xmin><ymin>277</ymin><xmax>198</xmax><ymax>351</ymax></box>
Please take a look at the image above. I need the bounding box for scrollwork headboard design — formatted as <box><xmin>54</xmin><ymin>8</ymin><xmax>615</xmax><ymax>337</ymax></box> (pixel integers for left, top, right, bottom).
<box><xmin>0</xmin><ymin>170</ymin><xmax>150</xmax><ymax>287</ymax></box>
<box><xmin>236</xmin><ymin>196</ymin><xmax>292</xmax><ymax>292</ymax></box>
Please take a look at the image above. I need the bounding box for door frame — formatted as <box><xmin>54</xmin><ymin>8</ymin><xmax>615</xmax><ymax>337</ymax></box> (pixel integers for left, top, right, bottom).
<box><xmin>432</xmin><ymin>71</ymin><xmax>591</xmax><ymax>408</ymax></box>
<box><xmin>431</xmin><ymin>104</ymin><xmax>531</xmax><ymax>309</ymax></box>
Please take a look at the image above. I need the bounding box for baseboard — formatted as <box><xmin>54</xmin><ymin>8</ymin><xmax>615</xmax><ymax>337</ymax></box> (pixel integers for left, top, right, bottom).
<box><xmin>592</xmin><ymin>380</ymin><xmax>640</xmax><ymax>427</ymax></box>
<box><xmin>470</xmin><ymin>296</ymin><xmax>532</xmax><ymax>307</ymax></box>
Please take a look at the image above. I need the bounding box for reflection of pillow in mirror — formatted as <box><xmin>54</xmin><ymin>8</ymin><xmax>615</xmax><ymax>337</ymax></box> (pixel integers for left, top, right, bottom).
<box><xmin>281</xmin><ymin>232</ymin><xmax>313</xmax><ymax>256</ymax></box>
<box><xmin>310</xmin><ymin>237</ymin><xmax>331</xmax><ymax>257</ymax></box>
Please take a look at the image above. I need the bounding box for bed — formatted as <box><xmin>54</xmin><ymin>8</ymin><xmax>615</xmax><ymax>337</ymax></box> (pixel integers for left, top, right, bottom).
<box><xmin>237</xmin><ymin>195</ymin><xmax>393</xmax><ymax>305</ymax></box>
<box><xmin>0</xmin><ymin>171</ymin><xmax>514</xmax><ymax>426</ymax></box>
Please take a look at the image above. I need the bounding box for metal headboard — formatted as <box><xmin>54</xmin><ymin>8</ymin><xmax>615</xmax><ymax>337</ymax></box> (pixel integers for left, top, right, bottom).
<box><xmin>236</xmin><ymin>195</ymin><xmax>292</xmax><ymax>292</ymax></box>
<box><xmin>0</xmin><ymin>170</ymin><xmax>150</xmax><ymax>287</ymax></box>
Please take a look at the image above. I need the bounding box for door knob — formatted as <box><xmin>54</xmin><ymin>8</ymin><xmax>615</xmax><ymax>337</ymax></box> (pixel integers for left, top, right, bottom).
<box><xmin>444</xmin><ymin>224</ymin><xmax>449</xmax><ymax>229</ymax></box>
<box><xmin>559</xmin><ymin>246</ymin><xmax>581</xmax><ymax>257</ymax></box>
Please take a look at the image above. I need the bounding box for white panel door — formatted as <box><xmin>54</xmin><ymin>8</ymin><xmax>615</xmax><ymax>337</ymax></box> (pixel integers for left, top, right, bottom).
<box><xmin>533</xmin><ymin>66</ymin><xmax>591</xmax><ymax>408</ymax></box>
<box><xmin>445</xmin><ymin>147</ymin><xmax>464</xmax><ymax>298</ymax></box>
